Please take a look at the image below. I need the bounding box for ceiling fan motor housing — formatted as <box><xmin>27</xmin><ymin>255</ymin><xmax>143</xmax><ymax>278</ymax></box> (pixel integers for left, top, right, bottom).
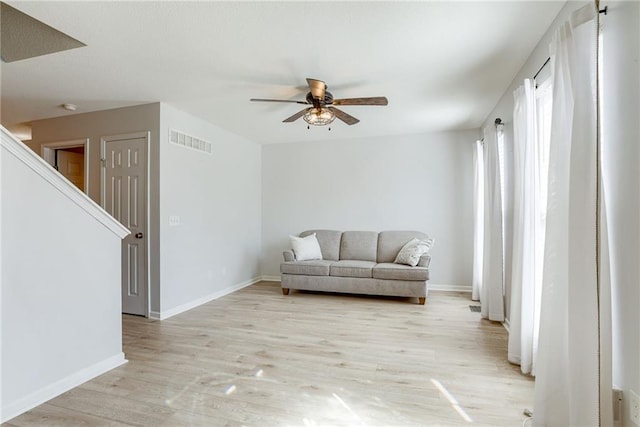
<box><xmin>306</xmin><ymin>91</ymin><xmax>333</xmax><ymax>106</ymax></box>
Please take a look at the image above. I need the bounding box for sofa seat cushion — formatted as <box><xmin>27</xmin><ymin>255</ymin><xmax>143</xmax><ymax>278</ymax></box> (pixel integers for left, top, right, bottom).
<box><xmin>330</xmin><ymin>260</ymin><xmax>376</xmax><ymax>278</ymax></box>
<box><xmin>372</xmin><ymin>263</ymin><xmax>429</xmax><ymax>281</ymax></box>
<box><xmin>281</xmin><ymin>260</ymin><xmax>335</xmax><ymax>276</ymax></box>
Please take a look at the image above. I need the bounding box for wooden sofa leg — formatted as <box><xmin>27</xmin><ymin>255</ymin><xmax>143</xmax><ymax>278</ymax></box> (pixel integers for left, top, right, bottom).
<box><xmin>418</xmin><ymin>297</ymin><xmax>426</xmax><ymax>305</ymax></box>
<box><xmin>282</xmin><ymin>288</ymin><xmax>290</xmax><ymax>296</ymax></box>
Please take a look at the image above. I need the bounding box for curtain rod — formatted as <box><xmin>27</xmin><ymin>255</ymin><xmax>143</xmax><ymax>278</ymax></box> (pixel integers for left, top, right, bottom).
<box><xmin>533</xmin><ymin>57</ymin><xmax>551</xmax><ymax>80</ymax></box>
<box><xmin>532</xmin><ymin>5</ymin><xmax>607</xmax><ymax>81</ymax></box>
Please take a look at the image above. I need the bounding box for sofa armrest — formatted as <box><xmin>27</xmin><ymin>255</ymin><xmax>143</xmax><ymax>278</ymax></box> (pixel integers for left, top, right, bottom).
<box><xmin>418</xmin><ymin>254</ymin><xmax>431</xmax><ymax>268</ymax></box>
<box><xmin>283</xmin><ymin>250</ymin><xmax>295</xmax><ymax>262</ymax></box>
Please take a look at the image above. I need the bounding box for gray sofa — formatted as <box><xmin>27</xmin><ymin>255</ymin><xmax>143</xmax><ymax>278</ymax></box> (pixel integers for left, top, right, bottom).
<box><xmin>280</xmin><ymin>230</ymin><xmax>431</xmax><ymax>304</ymax></box>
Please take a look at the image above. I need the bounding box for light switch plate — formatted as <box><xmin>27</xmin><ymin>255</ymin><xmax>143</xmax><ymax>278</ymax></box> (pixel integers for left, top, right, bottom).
<box><xmin>169</xmin><ymin>215</ymin><xmax>180</xmax><ymax>226</ymax></box>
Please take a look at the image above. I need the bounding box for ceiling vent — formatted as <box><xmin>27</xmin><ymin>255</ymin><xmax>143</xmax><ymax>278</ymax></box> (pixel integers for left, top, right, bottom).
<box><xmin>169</xmin><ymin>129</ymin><xmax>212</xmax><ymax>155</ymax></box>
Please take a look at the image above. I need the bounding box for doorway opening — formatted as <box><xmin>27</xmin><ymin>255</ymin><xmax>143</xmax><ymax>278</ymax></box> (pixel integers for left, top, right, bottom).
<box><xmin>41</xmin><ymin>139</ymin><xmax>89</xmax><ymax>194</ymax></box>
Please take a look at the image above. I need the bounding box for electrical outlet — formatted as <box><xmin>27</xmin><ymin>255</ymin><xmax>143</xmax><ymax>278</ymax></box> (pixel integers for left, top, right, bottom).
<box><xmin>630</xmin><ymin>389</ymin><xmax>640</xmax><ymax>426</ymax></box>
<box><xmin>169</xmin><ymin>215</ymin><xmax>180</xmax><ymax>226</ymax></box>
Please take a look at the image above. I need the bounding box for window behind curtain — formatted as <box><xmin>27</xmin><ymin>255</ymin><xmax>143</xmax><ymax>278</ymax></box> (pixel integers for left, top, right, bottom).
<box><xmin>532</xmin><ymin>71</ymin><xmax>553</xmax><ymax>364</ymax></box>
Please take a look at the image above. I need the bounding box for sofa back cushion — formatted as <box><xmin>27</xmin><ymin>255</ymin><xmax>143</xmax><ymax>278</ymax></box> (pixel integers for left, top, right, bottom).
<box><xmin>340</xmin><ymin>231</ymin><xmax>379</xmax><ymax>262</ymax></box>
<box><xmin>300</xmin><ymin>230</ymin><xmax>342</xmax><ymax>261</ymax></box>
<box><xmin>377</xmin><ymin>231</ymin><xmax>429</xmax><ymax>263</ymax></box>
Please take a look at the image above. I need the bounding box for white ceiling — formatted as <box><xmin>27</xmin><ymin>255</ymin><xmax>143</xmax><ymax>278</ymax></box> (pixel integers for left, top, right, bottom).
<box><xmin>1</xmin><ymin>1</ymin><xmax>564</xmax><ymax>144</ymax></box>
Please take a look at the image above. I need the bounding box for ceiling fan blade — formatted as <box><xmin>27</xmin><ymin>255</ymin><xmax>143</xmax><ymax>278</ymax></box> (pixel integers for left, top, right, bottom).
<box><xmin>328</xmin><ymin>107</ymin><xmax>360</xmax><ymax>126</ymax></box>
<box><xmin>250</xmin><ymin>98</ymin><xmax>309</xmax><ymax>105</ymax></box>
<box><xmin>283</xmin><ymin>108</ymin><xmax>309</xmax><ymax>123</ymax></box>
<box><xmin>306</xmin><ymin>78</ymin><xmax>326</xmax><ymax>100</ymax></box>
<box><xmin>332</xmin><ymin>97</ymin><xmax>389</xmax><ymax>106</ymax></box>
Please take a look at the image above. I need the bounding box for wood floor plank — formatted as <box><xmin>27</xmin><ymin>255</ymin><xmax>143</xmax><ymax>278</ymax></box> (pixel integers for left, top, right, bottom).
<box><xmin>4</xmin><ymin>282</ymin><xmax>533</xmax><ymax>426</ymax></box>
<box><xmin>4</xmin><ymin>403</ymin><xmax>131</xmax><ymax>426</ymax></box>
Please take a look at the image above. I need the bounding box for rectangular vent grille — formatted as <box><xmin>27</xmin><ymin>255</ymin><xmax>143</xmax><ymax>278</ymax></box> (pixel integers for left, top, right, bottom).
<box><xmin>169</xmin><ymin>129</ymin><xmax>212</xmax><ymax>154</ymax></box>
<box><xmin>469</xmin><ymin>305</ymin><xmax>481</xmax><ymax>312</ymax></box>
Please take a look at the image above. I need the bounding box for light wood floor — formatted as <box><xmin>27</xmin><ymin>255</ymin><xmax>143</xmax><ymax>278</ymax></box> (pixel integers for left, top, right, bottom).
<box><xmin>4</xmin><ymin>282</ymin><xmax>533</xmax><ymax>426</ymax></box>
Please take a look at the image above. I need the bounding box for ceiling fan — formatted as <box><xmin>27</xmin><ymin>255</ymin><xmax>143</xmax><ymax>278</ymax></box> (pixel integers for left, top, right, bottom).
<box><xmin>250</xmin><ymin>78</ymin><xmax>388</xmax><ymax>127</ymax></box>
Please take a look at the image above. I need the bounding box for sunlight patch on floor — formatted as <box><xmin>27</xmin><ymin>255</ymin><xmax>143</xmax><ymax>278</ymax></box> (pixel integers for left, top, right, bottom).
<box><xmin>431</xmin><ymin>378</ymin><xmax>473</xmax><ymax>423</ymax></box>
<box><xmin>332</xmin><ymin>393</ymin><xmax>368</xmax><ymax>426</ymax></box>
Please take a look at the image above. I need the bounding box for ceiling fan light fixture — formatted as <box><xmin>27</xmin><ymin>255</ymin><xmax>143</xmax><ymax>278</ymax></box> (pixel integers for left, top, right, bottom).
<box><xmin>303</xmin><ymin>107</ymin><xmax>335</xmax><ymax>126</ymax></box>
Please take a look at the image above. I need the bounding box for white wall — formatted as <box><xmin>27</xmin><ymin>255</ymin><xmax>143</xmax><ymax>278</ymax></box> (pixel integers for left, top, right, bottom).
<box><xmin>28</xmin><ymin>103</ymin><xmax>263</xmax><ymax>319</ymax></box>
<box><xmin>483</xmin><ymin>1</ymin><xmax>640</xmax><ymax>425</ymax></box>
<box><xmin>262</xmin><ymin>130</ymin><xmax>478</xmax><ymax>287</ymax></box>
<box><xmin>158</xmin><ymin>104</ymin><xmax>262</xmax><ymax>316</ymax></box>
<box><xmin>28</xmin><ymin>104</ymin><xmax>162</xmax><ymax>312</ymax></box>
<box><xmin>601</xmin><ymin>2</ymin><xmax>640</xmax><ymax>426</ymax></box>
<box><xmin>1</xmin><ymin>129</ymin><xmax>126</xmax><ymax>422</ymax></box>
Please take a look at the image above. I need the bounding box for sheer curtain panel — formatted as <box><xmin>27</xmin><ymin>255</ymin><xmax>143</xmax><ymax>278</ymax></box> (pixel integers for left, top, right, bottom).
<box><xmin>533</xmin><ymin>4</ymin><xmax>612</xmax><ymax>426</ymax></box>
<box><xmin>508</xmin><ymin>79</ymin><xmax>540</xmax><ymax>375</ymax></box>
<box><xmin>472</xmin><ymin>140</ymin><xmax>484</xmax><ymax>301</ymax></box>
<box><xmin>480</xmin><ymin>125</ymin><xmax>505</xmax><ymax>322</ymax></box>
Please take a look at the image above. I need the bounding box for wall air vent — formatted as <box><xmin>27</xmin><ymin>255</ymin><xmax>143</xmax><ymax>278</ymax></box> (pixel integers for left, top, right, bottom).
<box><xmin>169</xmin><ymin>129</ymin><xmax>213</xmax><ymax>155</ymax></box>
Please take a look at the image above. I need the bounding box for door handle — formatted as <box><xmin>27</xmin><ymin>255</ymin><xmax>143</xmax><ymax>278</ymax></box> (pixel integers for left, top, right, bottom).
<box><xmin>135</xmin><ymin>232</ymin><xmax>144</xmax><ymax>239</ymax></box>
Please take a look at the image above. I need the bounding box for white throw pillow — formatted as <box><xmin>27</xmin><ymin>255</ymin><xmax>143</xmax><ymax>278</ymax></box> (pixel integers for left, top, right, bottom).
<box><xmin>394</xmin><ymin>237</ymin><xmax>434</xmax><ymax>267</ymax></box>
<box><xmin>289</xmin><ymin>233</ymin><xmax>323</xmax><ymax>261</ymax></box>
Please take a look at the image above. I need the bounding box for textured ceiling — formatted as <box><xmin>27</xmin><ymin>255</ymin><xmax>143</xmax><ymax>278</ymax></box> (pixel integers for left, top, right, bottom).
<box><xmin>0</xmin><ymin>2</ymin><xmax>85</xmax><ymax>63</ymax></box>
<box><xmin>1</xmin><ymin>1</ymin><xmax>564</xmax><ymax>144</ymax></box>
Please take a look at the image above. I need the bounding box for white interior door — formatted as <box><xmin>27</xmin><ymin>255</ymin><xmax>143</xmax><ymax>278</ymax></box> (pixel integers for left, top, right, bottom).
<box><xmin>102</xmin><ymin>134</ymin><xmax>148</xmax><ymax>316</ymax></box>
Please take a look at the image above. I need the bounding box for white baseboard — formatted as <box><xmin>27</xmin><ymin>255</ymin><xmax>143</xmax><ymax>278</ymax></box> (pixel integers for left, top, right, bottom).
<box><xmin>502</xmin><ymin>317</ymin><xmax>511</xmax><ymax>332</ymax></box>
<box><xmin>1</xmin><ymin>352</ymin><xmax>127</xmax><ymax>424</ymax></box>
<box><xmin>429</xmin><ymin>283</ymin><xmax>472</xmax><ymax>293</ymax></box>
<box><xmin>261</xmin><ymin>275</ymin><xmax>281</xmax><ymax>282</ymax></box>
<box><xmin>149</xmin><ymin>276</ymin><xmax>262</xmax><ymax>320</ymax></box>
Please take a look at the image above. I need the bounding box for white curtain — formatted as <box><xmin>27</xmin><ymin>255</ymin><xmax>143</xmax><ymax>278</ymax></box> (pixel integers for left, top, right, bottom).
<box><xmin>472</xmin><ymin>140</ymin><xmax>484</xmax><ymax>301</ymax></box>
<box><xmin>480</xmin><ymin>124</ymin><xmax>505</xmax><ymax>321</ymax></box>
<box><xmin>533</xmin><ymin>4</ymin><xmax>612</xmax><ymax>426</ymax></box>
<box><xmin>508</xmin><ymin>79</ymin><xmax>541</xmax><ymax>375</ymax></box>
